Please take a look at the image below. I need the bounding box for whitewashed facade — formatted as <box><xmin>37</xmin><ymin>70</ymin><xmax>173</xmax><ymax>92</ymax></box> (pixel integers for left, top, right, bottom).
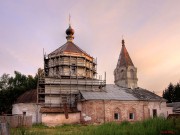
<box><xmin>12</xmin><ymin>103</ymin><xmax>42</xmax><ymax>123</ymax></box>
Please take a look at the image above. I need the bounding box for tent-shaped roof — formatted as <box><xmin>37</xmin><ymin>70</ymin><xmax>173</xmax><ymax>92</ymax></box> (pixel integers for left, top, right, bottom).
<box><xmin>117</xmin><ymin>39</ymin><xmax>134</xmax><ymax>67</ymax></box>
<box><xmin>49</xmin><ymin>41</ymin><xmax>92</xmax><ymax>58</ymax></box>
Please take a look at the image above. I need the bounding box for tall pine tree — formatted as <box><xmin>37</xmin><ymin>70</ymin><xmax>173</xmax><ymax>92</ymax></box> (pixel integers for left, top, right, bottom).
<box><xmin>162</xmin><ymin>82</ymin><xmax>180</xmax><ymax>103</ymax></box>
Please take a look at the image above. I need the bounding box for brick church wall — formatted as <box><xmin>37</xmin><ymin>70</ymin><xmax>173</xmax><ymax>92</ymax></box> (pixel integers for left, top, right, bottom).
<box><xmin>81</xmin><ymin>100</ymin><xmax>150</xmax><ymax>124</ymax></box>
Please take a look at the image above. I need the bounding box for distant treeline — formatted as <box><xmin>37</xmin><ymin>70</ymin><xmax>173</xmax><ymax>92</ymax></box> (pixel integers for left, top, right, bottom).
<box><xmin>162</xmin><ymin>82</ymin><xmax>180</xmax><ymax>103</ymax></box>
<box><xmin>0</xmin><ymin>70</ymin><xmax>39</xmax><ymax>114</ymax></box>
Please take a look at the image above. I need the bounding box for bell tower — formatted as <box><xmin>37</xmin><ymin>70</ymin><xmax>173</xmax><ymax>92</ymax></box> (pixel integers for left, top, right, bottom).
<box><xmin>114</xmin><ymin>39</ymin><xmax>138</xmax><ymax>89</ymax></box>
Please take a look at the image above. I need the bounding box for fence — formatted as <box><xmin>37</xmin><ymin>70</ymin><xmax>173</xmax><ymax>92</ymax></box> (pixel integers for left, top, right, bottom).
<box><xmin>0</xmin><ymin>115</ymin><xmax>32</xmax><ymax>128</ymax></box>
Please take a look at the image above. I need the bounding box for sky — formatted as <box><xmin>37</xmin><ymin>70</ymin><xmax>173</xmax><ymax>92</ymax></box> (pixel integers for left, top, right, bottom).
<box><xmin>0</xmin><ymin>0</ymin><xmax>180</xmax><ymax>96</ymax></box>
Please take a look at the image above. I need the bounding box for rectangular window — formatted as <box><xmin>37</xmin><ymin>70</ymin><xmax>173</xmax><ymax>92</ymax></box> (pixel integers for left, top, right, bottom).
<box><xmin>153</xmin><ymin>109</ymin><xmax>157</xmax><ymax>118</ymax></box>
<box><xmin>129</xmin><ymin>113</ymin><xmax>134</xmax><ymax>120</ymax></box>
<box><xmin>114</xmin><ymin>113</ymin><xmax>119</xmax><ymax>120</ymax></box>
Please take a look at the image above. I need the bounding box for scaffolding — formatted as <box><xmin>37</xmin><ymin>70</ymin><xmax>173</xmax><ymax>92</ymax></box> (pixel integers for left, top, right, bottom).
<box><xmin>37</xmin><ymin>52</ymin><xmax>106</xmax><ymax>117</ymax></box>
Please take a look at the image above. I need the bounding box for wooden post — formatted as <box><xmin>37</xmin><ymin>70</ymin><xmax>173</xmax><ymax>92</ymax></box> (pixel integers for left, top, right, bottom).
<box><xmin>0</xmin><ymin>123</ymin><xmax>9</xmax><ymax>135</ymax></box>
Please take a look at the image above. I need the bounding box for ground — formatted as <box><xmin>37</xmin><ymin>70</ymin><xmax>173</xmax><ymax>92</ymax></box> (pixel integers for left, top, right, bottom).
<box><xmin>11</xmin><ymin>117</ymin><xmax>180</xmax><ymax>135</ymax></box>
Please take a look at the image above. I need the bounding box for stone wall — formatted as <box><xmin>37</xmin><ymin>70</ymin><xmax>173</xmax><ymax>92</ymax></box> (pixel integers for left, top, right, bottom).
<box><xmin>42</xmin><ymin>112</ymin><xmax>80</xmax><ymax>126</ymax></box>
<box><xmin>80</xmin><ymin>100</ymin><xmax>150</xmax><ymax>124</ymax></box>
<box><xmin>114</xmin><ymin>66</ymin><xmax>138</xmax><ymax>89</ymax></box>
<box><xmin>12</xmin><ymin>103</ymin><xmax>42</xmax><ymax>123</ymax></box>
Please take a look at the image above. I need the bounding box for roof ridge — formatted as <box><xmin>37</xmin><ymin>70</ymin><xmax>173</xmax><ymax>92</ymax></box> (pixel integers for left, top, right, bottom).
<box><xmin>49</xmin><ymin>41</ymin><xmax>92</xmax><ymax>58</ymax></box>
<box><xmin>72</xmin><ymin>42</ymin><xmax>92</xmax><ymax>57</ymax></box>
<box><xmin>49</xmin><ymin>43</ymin><xmax>66</xmax><ymax>56</ymax></box>
<box><xmin>16</xmin><ymin>89</ymin><xmax>37</xmax><ymax>103</ymax></box>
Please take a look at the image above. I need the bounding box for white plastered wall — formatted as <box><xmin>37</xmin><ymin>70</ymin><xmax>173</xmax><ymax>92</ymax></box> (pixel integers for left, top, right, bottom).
<box><xmin>42</xmin><ymin>112</ymin><xmax>80</xmax><ymax>126</ymax></box>
<box><xmin>148</xmin><ymin>101</ymin><xmax>173</xmax><ymax>118</ymax></box>
<box><xmin>12</xmin><ymin>103</ymin><xmax>42</xmax><ymax>123</ymax></box>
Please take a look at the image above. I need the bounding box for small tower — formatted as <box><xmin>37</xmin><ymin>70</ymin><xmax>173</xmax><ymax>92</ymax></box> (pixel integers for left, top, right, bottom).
<box><xmin>114</xmin><ymin>39</ymin><xmax>138</xmax><ymax>89</ymax></box>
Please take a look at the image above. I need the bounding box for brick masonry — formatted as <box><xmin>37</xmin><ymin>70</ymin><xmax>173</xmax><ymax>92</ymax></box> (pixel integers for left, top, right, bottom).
<box><xmin>80</xmin><ymin>100</ymin><xmax>150</xmax><ymax>124</ymax></box>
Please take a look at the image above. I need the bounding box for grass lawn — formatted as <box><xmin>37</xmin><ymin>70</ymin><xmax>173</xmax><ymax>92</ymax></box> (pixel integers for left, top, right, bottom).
<box><xmin>11</xmin><ymin>117</ymin><xmax>180</xmax><ymax>135</ymax></box>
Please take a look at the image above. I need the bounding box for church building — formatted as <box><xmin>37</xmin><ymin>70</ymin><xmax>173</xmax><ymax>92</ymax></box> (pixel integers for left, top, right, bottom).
<box><xmin>12</xmin><ymin>23</ymin><xmax>172</xmax><ymax>126</ymax></box>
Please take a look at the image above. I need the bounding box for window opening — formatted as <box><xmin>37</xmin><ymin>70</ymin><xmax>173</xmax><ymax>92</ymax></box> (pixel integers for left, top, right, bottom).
<box><xmin>71</xmin><ymin>64</ymin><xmax>76</xmax><ymax>74</ymax></box>
<box><xmin>23</xmin><ymin>112</ymin><xmax>26</xmax><ymax>116</ymax></box>
<box><xmin>130</xmin><ymin>69</ymin><xmax>134</xmax><ymax>78</ymax></box>
<box><xmin>153</xmin><ymin>109</ymin><xmax>157</xmax><ymax>118</ymax></box>
<box><xmin>129</xmin><ymin>113</ymin><xmax>134</xmax><ymax>119</ymax></box>
<box><xmin>114</xmin><ymin>113</ymin><xmax>119</xmax><ymax>120</ymax></box>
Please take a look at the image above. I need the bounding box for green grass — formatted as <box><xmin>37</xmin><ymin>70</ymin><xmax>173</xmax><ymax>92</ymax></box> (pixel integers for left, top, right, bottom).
<box><xmin>10</xmin><ymin>117</ymin><xmax>180</xmax><ymax>135</ymax></box>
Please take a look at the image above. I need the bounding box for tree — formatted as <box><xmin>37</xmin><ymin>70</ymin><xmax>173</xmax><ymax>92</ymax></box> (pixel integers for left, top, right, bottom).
<box><xmin>174</xmin><ymin>83</ymin><xmax>180</xmax><ymax>102</ymax></box>
<box><xmin>0</xmin><ymin>71</ymin><xmax>38</xmax><ymax>114</ymax></box>
<box><xmin>0</xmin><ymin>73</ymin><xmax>10</xmax><ymax>90</ymax></box>
<box><xmin>162</xmin><ymin>82</ymin><xmax>180</xmax><ymax>103</ymax></box>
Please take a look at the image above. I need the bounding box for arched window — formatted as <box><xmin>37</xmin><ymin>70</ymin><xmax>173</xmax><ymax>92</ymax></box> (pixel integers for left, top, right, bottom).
<box><xmin>130</xmin><ymin>69</ymin><xmax>134</xmax><ymax>78</ymax></box>
<box><xmin>120</xmin><ymin>69</ymin><xmax>125</xmax><ymax>79</ymax></box>
<box><xmin>128</xmin><ymin>108</ymin><xmax>136</xmax><ymax>121</ymax></box>
<box><xmin>114</xmin><ymin>108</ymin><xmax>121</xmax><ymax>121</ymax></box>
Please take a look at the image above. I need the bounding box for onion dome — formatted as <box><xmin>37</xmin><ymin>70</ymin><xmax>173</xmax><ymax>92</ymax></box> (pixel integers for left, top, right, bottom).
<box><xmin>66</xmin><ymin>25</ymin><xmax>74</xmax><ymax>41</ymax></box>
<box><xmin>49</xmin><ymin>24</ymin><xmax>92</xmax><ymax>58</ymax></box>
<box><xmin>66</xmin><ymin>25</ymin><xmax>74</xmax><ymax>35</ymax></box>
